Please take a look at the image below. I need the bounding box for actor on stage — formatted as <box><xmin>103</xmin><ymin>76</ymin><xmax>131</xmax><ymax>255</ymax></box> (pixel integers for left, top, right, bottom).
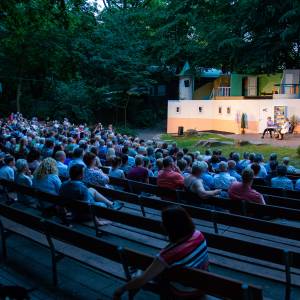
<box><xmin>261</xmin><ymin>117</ymin><xmax>275</xmax><ymax>139</ymax></box>
<box><xmin>277</xmin><ymin>118</ymin><xmax>290</xmax><ymax>140</ymax></box>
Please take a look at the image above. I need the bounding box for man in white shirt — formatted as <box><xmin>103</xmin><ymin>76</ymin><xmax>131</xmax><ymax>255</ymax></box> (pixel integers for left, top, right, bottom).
<box><xmin>184</xmin><ymin>162</ymin><xmax>221</xmax><ymax>199</ymax></box>
<box><xmin>214</xmin><ymin>161</ymin><xmax>237</xmax><ymax>190</ymax></box>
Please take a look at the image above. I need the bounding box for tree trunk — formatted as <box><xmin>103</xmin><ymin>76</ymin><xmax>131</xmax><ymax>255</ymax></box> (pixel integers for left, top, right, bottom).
<box><xmin>16</xmin><ymin>78</ymin><xmax>22</xmax><ymax>113</ymax></box>
<box><xmin>124</xmin><ymin>95</ymin><xmax>130</xmax><ymax>128</ymax></box>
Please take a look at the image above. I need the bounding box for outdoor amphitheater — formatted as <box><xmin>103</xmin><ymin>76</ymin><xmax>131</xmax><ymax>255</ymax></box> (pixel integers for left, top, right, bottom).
<box><xmin>1</xmin><ymin>1</ymin><xmax>300</xmax><ymax>300</ymax></box>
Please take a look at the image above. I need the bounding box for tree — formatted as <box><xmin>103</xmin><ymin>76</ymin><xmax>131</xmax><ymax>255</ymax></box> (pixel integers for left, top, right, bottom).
<box><xmin>1</xmin><ymin>0</ymin><xmax>300</xmax><ymax>125</ymax></box>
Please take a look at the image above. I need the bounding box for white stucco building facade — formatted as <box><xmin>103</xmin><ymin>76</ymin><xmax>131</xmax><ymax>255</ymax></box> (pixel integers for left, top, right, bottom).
<box><xmin>167</xmin><ymin>99</ymin><xmax>300</xmax><ymax>134</ymax></box>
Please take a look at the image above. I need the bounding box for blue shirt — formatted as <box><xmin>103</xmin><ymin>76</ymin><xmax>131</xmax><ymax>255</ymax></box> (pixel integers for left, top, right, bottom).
<box><xmin>83</xmin><ymin>167</ymin><xmax>109</xmax><ymax>186</ymax></box>
<box><xmin>214</xmin><ymin>172</ymin><xmax>236</xmax><ymax>190</ymax></box>
<box><xmin>287</xmin><ymin>165</ymin><xmax>297</xmax><ymax>174</ymax></box>
<box><xmin>0</xmin><ymin>165</ymin><xmax>15</xmax><ymax>181</ymax></box>
<box><xmin>120</xmin><ymin>163</ymin><xmax>132</xmax><ymax>175</ymax></box>
<box><xmin>68</xmin><ymin>158</ymin><xmax>86</xmax><ymax>174</ymax></box>
<box><xmin>59</xmin><ymin>180</ymin><xmax>93</xmax><ymax>203</ymax></box>
<box><xmin>128</xmin><ymin>156</ymin><xmax>135</xmax><ymax>167</ymax></box>
<box><xmin>56</xmin><ymin>161</ymin><xmax>68</xmax><ymax>178</ymax></box>
<box><xmin>239</xmin><ymin>159</ymin><xmax>250</xmax><ymax>170</ymax></box>
<box><xmin>15</xmin><ymin>173</ymin><xmax>34</xmax><ymax>204</ymax></box>
<box><xmin>98</xmin><ymin>146</ymin><xmax>107</xmax><ymax>157</ymax></box>
<box><xmin>295</xmin><ymin>179</ymin><xmax>300</xmax><ymax>191</ymax></box>
<box><xmin>228</xmin><ymin>169</ymin><xmax>242</xmax><ymax>182</ymax></box>
<box><xmin>109</xmin><ymin>168</ymin><xmax>125</xmax><ymax>179</ymax></box>
<box><xmin>33</xmin><ymin>174</ymin><xmax>61</xmax><ymax>195</ymax></box>
<box><xmin>258</xmin><ymin>164</ymin><xmax>267</xmax><ymax>178</ymax></box>
<box><xmin>201</xmin><ymin>172</ymin><xmax>214</xmax><ymax>190</ymax></box>
<box><xmin>271</xmin><ymin>176</ymin><xmax>294</xmax><ymax>190</ymax></box>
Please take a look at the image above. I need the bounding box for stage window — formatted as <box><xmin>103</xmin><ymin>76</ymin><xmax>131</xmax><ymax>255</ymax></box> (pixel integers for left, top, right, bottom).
<box><xmin>227</xmin><ymin>107</ymin><xmax>231</xmax><ymax>114</ymax></box>
<box><xmin>176</xmin><ymin>106</ymin><xmax>180</xmax><ymax>113</ymax></box>
<box><xmin>218</xmin><ymin>107</ymin><xmax>222</xmax><ymax>114</ymax></box>
<box><xmin>184</xmin><ymin>80</ymin><xmax>190</xmax><ymax>87</ymax></box>
<box><xmin>198</xmin><ymin>107</ymin><xmax>203</xmax><ymax>113</ymax></box>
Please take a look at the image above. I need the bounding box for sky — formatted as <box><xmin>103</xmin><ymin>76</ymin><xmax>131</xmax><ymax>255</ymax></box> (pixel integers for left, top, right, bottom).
<box><xmin>88</xmin><ymin>0</ymin><xmax>104</xmax><ymax>10</ymax></box>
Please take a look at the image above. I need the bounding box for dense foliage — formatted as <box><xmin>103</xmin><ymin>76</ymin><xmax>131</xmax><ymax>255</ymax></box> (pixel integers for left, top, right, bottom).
<box><xmin>0</xmin><ymin>0</ymin><xmax>300</xmax><ymax>126</ymax></box>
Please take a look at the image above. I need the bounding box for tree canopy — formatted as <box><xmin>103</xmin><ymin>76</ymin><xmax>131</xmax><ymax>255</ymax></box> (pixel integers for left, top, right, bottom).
<box><xmin>0</xmin><ymin>0</ymin><xmax>299</xmax><ymax>126</ymax></box>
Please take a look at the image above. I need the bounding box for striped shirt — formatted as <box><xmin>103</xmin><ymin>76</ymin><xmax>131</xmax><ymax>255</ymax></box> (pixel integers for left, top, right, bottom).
<box><xmin>158</xmin><ymin>230</ymin><xmax>209</xmax><ymax>270</ymax></box>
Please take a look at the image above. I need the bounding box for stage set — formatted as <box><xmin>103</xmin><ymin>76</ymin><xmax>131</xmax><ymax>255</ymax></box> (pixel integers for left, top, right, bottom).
<box><xmin>167</xmin><ymin>64</ymin><xmax>300</xmax><ymax>140</ymax></box>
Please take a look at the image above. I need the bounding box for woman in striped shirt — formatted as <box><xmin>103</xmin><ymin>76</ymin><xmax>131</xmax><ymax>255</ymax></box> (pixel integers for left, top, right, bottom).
<box><xmin>113</xmin><ymin>206</ymin><xmax>209</xmax><ymax>299</ymax></box>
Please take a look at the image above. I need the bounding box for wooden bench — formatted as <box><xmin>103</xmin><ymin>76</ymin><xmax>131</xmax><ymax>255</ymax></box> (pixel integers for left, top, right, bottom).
<box><xmin>2</xmin><ymin>180</ymin><xmax>300</xmax><ymax>244</ymax></box>
<box><xmin>0</xmin><ymin>203</ymin><xmax>262</xmax><ymax>300</ymax></box>
<box><xmin>106</xmin><ymin>176</ymin><xmax>300</xmax><ymax>209</ymax></box>
<box><xmin>2</xmin><ymin>180</ymin><xmax>299</xmax><ymax>299</ymax></box>
<box><xmin>254</xmin><ymin>185</ymin><xmax>300</xmax><ymax>201</ymax></box>
<box><xmin>176</xmin><ymin>190</ymin><xmax>300</xmax><ymax>222</ymax></box>
<box><xmin>88</xmin><ymin>205</ymin><xmax>297</xmax><ymax>300</ymax></box>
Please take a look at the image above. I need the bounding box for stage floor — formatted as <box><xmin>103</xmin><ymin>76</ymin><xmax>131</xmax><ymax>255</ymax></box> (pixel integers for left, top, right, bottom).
<box><xmin>227</xmin><ymin>133</ymin><xmax>300</xmax><ymax>148</ymax></box>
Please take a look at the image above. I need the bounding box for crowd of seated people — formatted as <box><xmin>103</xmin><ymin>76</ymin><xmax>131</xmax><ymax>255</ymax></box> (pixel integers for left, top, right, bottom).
<box><xmin>1</xmin><ymin>113</ymin><xmax>300</xmax><ymax>298</ymax></box>
<box><xmin>0</xmin><ymin>113</ymin><xmax>299</xmax><ymax>214</ymax></box>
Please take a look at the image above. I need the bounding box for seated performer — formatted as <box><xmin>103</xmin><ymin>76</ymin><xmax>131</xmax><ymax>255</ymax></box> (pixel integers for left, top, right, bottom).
<box><xmin>277</xmin><ymin>118</ymin><xmax>290</xmax><ymax>140</ymax></box>
<box><xmin>261</xmin><ymin>117</ymin><xmax>275</xmax><ymax>139</ymax></box>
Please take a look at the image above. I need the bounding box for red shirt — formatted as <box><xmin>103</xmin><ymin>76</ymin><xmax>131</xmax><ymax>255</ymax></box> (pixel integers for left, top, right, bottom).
<box><xmin>159</xmin><ymin>230</ymin><xmax>209</xmax><ymax>270</ymax></box>
<box><xmin>127</xmin><ymin>166</ymin><xmax>148</xmax><ymax>182</ymax></box>
<box><xmin>157</xmin><ymin>168</ymin><xmax>184</xmax><ymax>190</ymax></box>
<box><xmin>228</xmin><ymin>182</ymin><xmax>265</xmax><ymax>204</ymax></box>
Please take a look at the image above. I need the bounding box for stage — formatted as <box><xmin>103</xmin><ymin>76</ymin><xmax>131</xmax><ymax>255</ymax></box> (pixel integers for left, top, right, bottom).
<box><xmin>227</xmin><ymin>133</ymin><xmax>300</xmax><ymax>148</ymax></box>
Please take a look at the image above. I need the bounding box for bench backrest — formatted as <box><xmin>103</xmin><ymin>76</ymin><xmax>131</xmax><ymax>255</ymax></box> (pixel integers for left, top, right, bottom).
<box><xmin>254</xmin><ymin>185</ymin><xmax>300</xmax><ymax>200</ymax></box>
<box><xmin>0</xmin><ymin>203</ymin><xmax>46</xmax><ymax>232</ymax></box>
<box><xmin>177</xmin><ymin>190</ymin><xmax>300</xmax><ymax>221</ymax></box>
<box><xmin>123</xmin><ymin>248</ymin><xmax>263</xmax><ymax>300</ymax></box>
<box><xmin>4</xmin><ymin>180</ymin><xmax>300</xmax><ymax>243</ymax></box>
<box><xmin>128</xmin><ymin>180</ymin><xmax>178</xmax><ymax>201</ymax></box>
<box><xmin>108</xmin><ymin>176</ymin><xmax>300</xmax><ymax>211</ymax></box>
<box><xmin>91</xmin><ymin>205</ymin><xmax>300</xmax><ymax>269</ymax></box>
<box><xmin>0</xmin><ymin>203</ymin><xmax>263</xmax><ymax>300</ymax></box>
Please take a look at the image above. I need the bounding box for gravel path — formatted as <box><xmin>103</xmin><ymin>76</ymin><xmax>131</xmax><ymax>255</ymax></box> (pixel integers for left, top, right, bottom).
<box><xmin>136</xmin><ymin>129</ymin><xmax>163</xmax><ymax>141</ymax></box>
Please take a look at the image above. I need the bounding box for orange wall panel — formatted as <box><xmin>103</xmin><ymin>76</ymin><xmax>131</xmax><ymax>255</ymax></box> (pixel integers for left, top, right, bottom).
<box><xmin>167</xmin><ymin>118</ymin><xmax>259</xmax><ymax>134</ymax></box>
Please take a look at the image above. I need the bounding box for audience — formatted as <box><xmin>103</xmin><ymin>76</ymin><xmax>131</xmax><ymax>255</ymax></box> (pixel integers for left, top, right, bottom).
<box><xmin>2</xmin><ymin>113</ymin><xmax>300</xmax><ymax>299</ymax></box>
<box><xmin>0</xmin><ymin>113</ymin><xmax>298</xmax><ymax>213</ymax></box>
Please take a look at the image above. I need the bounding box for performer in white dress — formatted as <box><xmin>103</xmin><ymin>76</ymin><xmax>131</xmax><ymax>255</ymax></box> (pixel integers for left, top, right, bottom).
<box><xmin>277</xmin><ymin>118</ymin><xmax>290</xmax><ymax>140</ymax></box>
